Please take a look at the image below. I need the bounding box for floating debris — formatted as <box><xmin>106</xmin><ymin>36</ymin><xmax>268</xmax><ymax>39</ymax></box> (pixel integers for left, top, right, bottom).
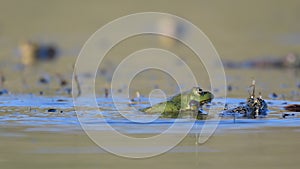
<box><xmin>19</xmin><ymin>40</ymin><xmax>59</xmax><ymax>66</ymax></box>
<box><xmin>134</xmin><ymin>91</ymin><xmax>141</xmax><ymax>102</ymax></box>
<box><xmin>104</xmin><ymin>88</ymin><xmax>109</xmax><ymax>98</ymax></box>
<box><xmin>56</xmin><ymin>73</ymin><xmax>68</xmax><ymax>87</ymax></box>
<box><xmin>284</xmin><ymin>104</ymin><xmax>300</xmax><ymax>112</ymax></box>
<box><xmin>47</xmin><ymin>109</ymin><xmax>57</xmax><ymax>112</ymax></box>
<box><xmin>39</xmin><ymin>75</ymin><xmax>50</xmax><ymax>84</ymax></box>
<box><xmin>296</xmin><ymin>81</ymin><xmax>300</xmax><ymax>89</ymax></box>
<box><xmin>221</xmin><ymin>80</ymin><xmax>268</xmax><ymax>119</ymax></box>
<box><xmin>0</xmin><ymin>89</ymin><xmax>9</xmax><ymax>95</ymax></box>
<box><xmin>65</xmin><ymin>88</ymin><xmax>72</xmax><ymax>95</ymax></box>
<box><xmin>268</xmin><ymin>92</ymin><xmax>279</xmax><ymax>99</ymax></box>
<box><xmin>117</xmin><ymin>88</ymin><xmax>122</xmax><ymax>93</ymax></box>
<box><xmin>73</xmin><ymin>66</ymin><xmax>81</xmax><ymax>97</ymax></box>
<box><xmin>227</xmin><ymin>85</ymin><xmax>233</xmax><ymax>92</ymax></box>
<box><xmin>0</xmin><ymin>72</ymin><xmax>5</xmax><ymax>88</ymax></box>
<box><xmin>56</xmin><ymin>99</ymin><xmax>68</xmax><ymax>102</ymax></box>
<box><xmin>282</xmin><ymin>113</ymin><xmax>296</xmax><ymax>119</ymax></box>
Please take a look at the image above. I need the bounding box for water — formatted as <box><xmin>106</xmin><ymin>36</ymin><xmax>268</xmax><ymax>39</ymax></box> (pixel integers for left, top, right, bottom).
<box><xmin>0</xmin><ymin>95</ymin><xmax>299</xmax><ymax>133</ymax></box>
<box><xmin>0</xmin><ymin>62</ymin><xmax>299</xmax><ymax>168</ymax></box>
<box><xmin>1</xmin><ymin>95</ymin><xmax>299</xmax><ymax>169</ymax></box>
<box><xmin>1</xmin><ymin>1</ymin><xmax>300</xmax><ymax>168</ymax></box>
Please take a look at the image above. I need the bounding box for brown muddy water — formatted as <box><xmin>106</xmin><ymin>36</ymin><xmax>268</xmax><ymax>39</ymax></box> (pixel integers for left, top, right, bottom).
<box><xmin>1</xmin><ymin>1</ymin><xmax>300</xmax><ymax>169</ymax></box>
<box><xmin>0</xmin><ymin>126</ymin><xmax>300</xmax><ymax>169</ymax></box>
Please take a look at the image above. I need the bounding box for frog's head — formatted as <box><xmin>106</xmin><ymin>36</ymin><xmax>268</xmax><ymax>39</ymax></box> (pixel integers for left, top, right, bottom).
<box><xmin>191</xmin><ymin>87</ymin><xmax>214</xmax><ymax>105</ymax></box>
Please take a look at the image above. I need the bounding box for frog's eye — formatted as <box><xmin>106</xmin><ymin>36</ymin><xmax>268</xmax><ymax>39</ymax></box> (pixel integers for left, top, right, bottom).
<box><xmin>197</xmin><ymin>88</ymin><xmax>203</xmax><ymax>95</ymax></box>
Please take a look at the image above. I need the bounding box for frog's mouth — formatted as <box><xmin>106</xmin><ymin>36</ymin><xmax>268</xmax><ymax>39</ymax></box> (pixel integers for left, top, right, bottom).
<box><xmin>198</xmin><ymin>91</ymin><xmax>214</xmax><ymax>105</ymax></box>
<box><xmin>200</xmin><ymin>98</ymin><xmax>212</xmax><ymax>105</ymax></box>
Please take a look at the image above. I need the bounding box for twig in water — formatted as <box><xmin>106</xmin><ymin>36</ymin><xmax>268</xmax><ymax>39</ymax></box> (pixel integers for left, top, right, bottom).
<box><xmin>248</xmin><ymin>79</ymin><xmax>256</xmax><ymax>98</ymax></box>
<box><xmin>104</xmin><ymin>88</ymin><xmax>109</xmax><ymax>98</ymax></box>
<box><xmin>73</xmin><ymin>65</ymin><xmax>81</xmax><ymax>97</ymax></box>
<box><xmin>0</xmin><ymin>72</ymin><xmax>5</xmax><ymax>88</ymax></box>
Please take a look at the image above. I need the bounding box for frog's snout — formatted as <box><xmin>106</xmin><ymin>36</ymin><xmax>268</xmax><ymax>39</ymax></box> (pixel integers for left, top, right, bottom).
<box><xmin>209</xmin><ymin>92</ymin><xmax>214</xmax><ymax>100</ymax></box>
<box><xmin>200</xmin><ymin>91</ymin><xmax>214</xmax><ymax>105</ymax></box>
<box><xmin>202</xmin><ymin>91</ymin><xmax>214</xmax><ymax>99</ymax></box>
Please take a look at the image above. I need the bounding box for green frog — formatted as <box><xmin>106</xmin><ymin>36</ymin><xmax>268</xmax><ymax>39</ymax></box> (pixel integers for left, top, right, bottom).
<box><xmin>141</xmin><ymin>87</ymin><xmax>214</xmax><ymax>118</ymax></box>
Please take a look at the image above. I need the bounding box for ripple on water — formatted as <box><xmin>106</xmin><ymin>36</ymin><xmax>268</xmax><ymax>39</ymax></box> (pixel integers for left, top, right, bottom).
<box><xmin>0</xmin><ymin>95</ymin><xmax>299</xmax><ymax>133</ymax></box>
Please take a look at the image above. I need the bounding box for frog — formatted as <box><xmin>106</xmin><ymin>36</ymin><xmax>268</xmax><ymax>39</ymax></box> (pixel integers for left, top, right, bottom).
<box><xmin>141</xmin><ymin>87</ymin><xmax>214</xmax><ymax>118</ymax></box>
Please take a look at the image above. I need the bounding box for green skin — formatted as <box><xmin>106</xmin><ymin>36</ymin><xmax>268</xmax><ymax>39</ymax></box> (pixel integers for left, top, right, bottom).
<box><xmin>141</xmin><ymin>87</ymin><xmax>214</xmax><ymax>118</ymax></box>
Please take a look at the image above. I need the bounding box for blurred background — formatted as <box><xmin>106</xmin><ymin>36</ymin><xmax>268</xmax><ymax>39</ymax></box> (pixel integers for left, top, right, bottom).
<box><xmin>0</xmin><ymin>0</ymin><xmax>299</xmax><ymax>98</ymax></box>
<box><xmin>1</xmin><ymin>1</ymin><xmax>300</xmax><ymax>169</ymax></box>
